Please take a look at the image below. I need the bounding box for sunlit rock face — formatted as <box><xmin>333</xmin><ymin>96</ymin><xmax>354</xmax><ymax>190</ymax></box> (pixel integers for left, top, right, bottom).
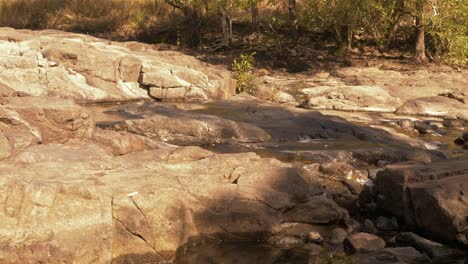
<box><xmin>0</xmin><ymin>27</ymin><xmax>235</xmax><ymax>103</ymax></box>
<box><xmin>0</xmin><ymin>144</ymin><xmax>337</xmax><ymax>263</ymax></box>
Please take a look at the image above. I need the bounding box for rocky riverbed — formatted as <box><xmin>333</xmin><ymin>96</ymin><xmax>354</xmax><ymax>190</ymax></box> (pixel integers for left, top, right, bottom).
<box><xmin>0</xmin><ymin>27</ymin><xmax>466</xmax><ymax>264</ymax></box>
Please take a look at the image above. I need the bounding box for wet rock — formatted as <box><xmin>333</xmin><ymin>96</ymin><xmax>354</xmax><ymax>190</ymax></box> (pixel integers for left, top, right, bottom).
<box><xmin>344</xmin><ymin>217</ymin><xmax>362</xmax><ymax>234</ymax></box>
<box><xmin>344</xmin><ymin>233</ymin><xmax>386</xmax><ymax>253</ymax></box>
<box><xmin>454</xmin><ymin>137</ymin><xmax>465</xmax><ymax>146</ymax></box>
<box><xmin>359</xmin><ymin>247</ymin><xmax>432</xmax><ymax>264</ymax></box>
<box><xmin>414</xmin><ymin>121</ymin><xmax>436</xmax><ymax>135</ymax></box>
<box><xmin>300</xmin><ymin>243</ymin><xmax>323</xmax><ymax>256</ymax></box>
<box><xmin>275</xmin><ymin>222</ymin><xmax>329</xmax><ymax>242</ymax></box>
<box><xmin>394</xmin><ymin>232</ymin><xmax>463</xmax><ymax>260</ymax></box>
<box><xmin>282</xmin><ymin>196</ymin><xmax>348</xmax><ymax>224</ymax></box>
<box><xmin>267</xmin><ymin>235</ymin><xmax>304</xmax><ymax>249</ymax></box>
<box><xmin>443</xmin><ymin>119</ymin><xmax>464</xmax><ymax>128</ymax></box>
<box><xmin>328</xmin><ymin>228</ymin><xmax>348</xmax><ymax>245</ymax></box>
<box><xmin>375</xmin><ymin>216</ymin><xmax>398</xmax><ymax>231</ymax></box>
<box><xmin>362</xmin><ymin>219</ymin><xmax>378</xmax><ymax>234</ymax></box>
<box><xmin>463</xmin><ymin>132</ymin><xmax>468</xmax><ymax>141</ymax></box>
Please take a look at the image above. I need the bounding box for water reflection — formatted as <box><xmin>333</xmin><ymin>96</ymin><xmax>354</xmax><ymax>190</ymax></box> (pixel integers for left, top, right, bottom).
<box><xmin>174</xmin><ymin>242</ymin><xmax>311</xmax><ymax>264</ymax></box>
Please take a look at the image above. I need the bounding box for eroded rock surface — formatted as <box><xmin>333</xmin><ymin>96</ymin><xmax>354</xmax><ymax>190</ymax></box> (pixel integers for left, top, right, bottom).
<box><xmin>0</xmin><ymin>27</ymin><xmax>235</xmax><ymax>102</ymax></box>
<box><xmin>0</xmin><ymin>143</ymin><xmax>338</xmax><ymax>263</ymax></box>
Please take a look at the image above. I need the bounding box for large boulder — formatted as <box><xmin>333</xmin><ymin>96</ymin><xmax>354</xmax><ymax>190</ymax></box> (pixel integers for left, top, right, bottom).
<box><xmin>0</xmin><ymin>143</ymin><xmax>323</xmax><ymax>263</ymax></box>
<box><xmin>0</xmin><ymin>28</ymin><xmax>235</xmax><ymax>102</ymax></box>
<box><xmin>375</xmin><ymin>159</ymin><xmax>468</xmax><ymax>245</ymax></box>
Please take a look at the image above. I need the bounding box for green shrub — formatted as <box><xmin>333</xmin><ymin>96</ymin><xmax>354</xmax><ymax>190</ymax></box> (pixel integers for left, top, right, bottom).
<box><xmin>232</xmin><ymin>52</ymin><xmax>256</xmax><ymax>94</ymax></box>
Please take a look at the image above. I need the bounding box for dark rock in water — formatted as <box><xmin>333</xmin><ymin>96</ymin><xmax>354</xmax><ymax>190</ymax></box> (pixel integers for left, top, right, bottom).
<box><xmin>375</xmin><ymin>159</ymin><xmax>468</xmax><ymax>245</ymax></box>
<box><xmin>362</xmin><ymin>219</ymin><xmax>378</xmax><ymax>234</ymax></box>
<box><xmin>359</xmin><ymin>247</ymin><xmax>432</xmax><ymax>264</ymax></box>
<box><xmin>328</xmin><ymin>228</ymin><xmax>348</xmax><ymax>245</ymax></box>
<box><xmin>462</xmin><ymin>132</ymin><xmax>468</xmax><ymax>141</ymax></box>
<box><xmin>344</xmin><ymin>217</ymin><xmax>362</xmax><ymax>234</ymax></box>
<box><xmin>454</xmin><ymin>137</ymin><xmax>465</xmax><ymax>145</ymax></box>
<box><xmin>300</xmin><ymin>243</ymin><xmax>323</xmax><ymax>256</ymax></box>
<box><xmin>344</xmin><ymin>232</ymin><xmax>385</xmax><ymax>253</ymax></box>
<box><xmin>394</xmin><ymin>232</ymin><xmax>464</xmax><ymax>260</ymax></box>
<box><xmin>282</xmin><ymin>196</ymin><xmax>348</xmax><ymax>224</ymax></box>
<box><xmin>443</xmin><ymin>119</ymin><xmax>464</xmax><ymax>128</ymax></box>
<box><xmin>375</xmin><ymin>216</ymin><xmax>398</xmax><ymax>231</ymax></box>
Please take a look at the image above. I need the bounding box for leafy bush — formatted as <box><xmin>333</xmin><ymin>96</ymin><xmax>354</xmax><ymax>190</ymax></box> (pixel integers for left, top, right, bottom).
<box><xmin>232</xmin><ymin>52</ymin><xmax>256</xmax><ymax>94</ymax></box>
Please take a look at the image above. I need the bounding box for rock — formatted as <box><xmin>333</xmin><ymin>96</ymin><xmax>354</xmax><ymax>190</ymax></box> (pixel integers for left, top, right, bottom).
<box><xmin>275</xmin><ymin>222</ymin><xmax>330</xmax><ymax>242</ymax></box>
<box><xmin>375</xmin><ymin>158</ymin><xmax>468</xmax><ymax>244</ymax></box>
<box><xmin>0</xmin><ymin>143</ymin><xmax>327</xmax><ymax>263</ymax></box>
<box><xmin>362</xmin><ymin>219</ymin><xmax>378</xmax><ymax>234</ymax></box>
<box><xmin>282</xmin><ymin>195</ymin><xmax>348</xmax><ymax>224</ymax></box>
<box><xmin>0</xmin><ymin>97</ymin><xmax>94</xmax><ymax>160</ymax></box>
<box><xmin>344</xmin><ymin>217</ymin><xmax>362</xmax><ymax>234</ymax></box>
<box><xmin>300</xmin><ymin>243</ymin><xmax>323</xmax><ymax>256</ymax></box>
<box><xmin>301</xmin><ymin>85</ymin><xmax>401</xmax><ymax>112</ymax></box>
<box><xmin>92</xmin><ymin>129</ymin><xmax>148</xmax><ymax>155</ymax></box>
<box><xmin>394</xmin><ymin>232</ymin><xmax>463</xmax><ymax>260</ymax></box>
<box><xmin>376</xmin><ymin>216</ymin><xmax>398</xmax><ymax>231</ymax></box>
<box><xmin>396</xmin><ymin>96</ymin><xmax>468</xmax><ymax>121</ymax></box>
<box><xmin>267</xmin><ymin>235</ymin><xmax>304</xmax><ymax>249</ymax></box>
<box><xmin>454</xmin><ymin>137</ymin><xmax>465</xmax><ymax>146</ymax></box>
<box><xmin>344</xmin><ymin>233</ymin><xmax>386</xmax><ymax>253</ymax></box>
<box><xmin>0</xmin><ymin>29</ymin><xmax>235</xmax><ymax>103</ymax></box>
<box><xmin>463</xmin><ymin>132</ymin><xmax>468</xmax><ymax>141</ymax></box>
<box><xmin>105</xmin><ymin>102</ymin><xmax>271</xmax><ymax>145</ymax></box>
<box><xmin>307</xmin><ymin>232</ymin><xmax>324</xmax><ymax>244</ymax></box>
<box><xmin>359</xmin><ymin>247</ymin><xmax>432</xmax><ymax>264</ymax></box>
<box><xmin>273</xmin><ymin>91</ymin><xmax>297</xmax><ymax>104</ymax></box>
<box><xmin>319</xmin><ymin>161</ymin><xmax>353</xmax><ymax>181</ymax></box>
<box><xmin>328</xmin><ymin>228</ymin><xmax>348</xmax><ymax>245</ymax></box>
<box><xmin>399</xmin><ymin>120</ymin><xmax>414</xmax><ymax>130</ymax></box>
<box><xmin>443</xmin><ymin>119</ymin><xmax>464</xmax><ymax>128</ymax></box>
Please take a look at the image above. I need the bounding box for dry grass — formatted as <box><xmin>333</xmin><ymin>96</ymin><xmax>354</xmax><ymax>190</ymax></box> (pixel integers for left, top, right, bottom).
<box><xmin>0</xmin><ymin>0</ymin><xmax>165</xmax><ymax>38</ymax></box>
